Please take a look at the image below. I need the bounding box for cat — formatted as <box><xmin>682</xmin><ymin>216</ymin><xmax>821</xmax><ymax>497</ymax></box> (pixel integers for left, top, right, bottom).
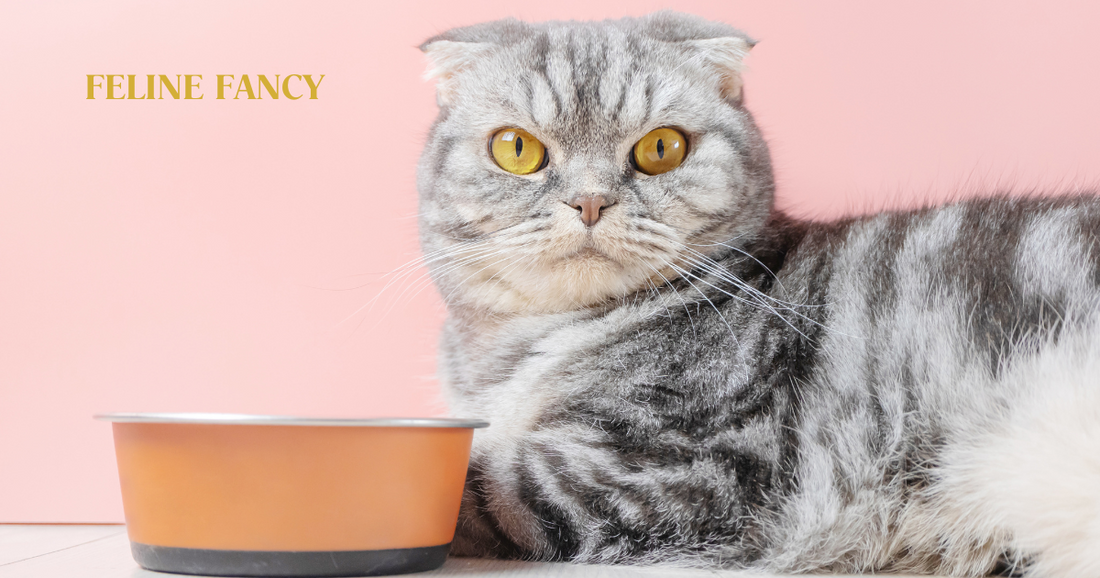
<box><xmin>414</xmin><ymin>11</ymin><xmax>1100</xmax><ymax>577</ymax></box>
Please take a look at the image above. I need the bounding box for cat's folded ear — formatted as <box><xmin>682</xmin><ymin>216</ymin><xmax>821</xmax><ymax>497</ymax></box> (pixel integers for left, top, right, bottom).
<box><xmin>639</xmin><ymin>11</ymin><xmax>755</xmax><ymax>105</ymax></box>
<box><xmin>420</xmin><ymin>40</ymin><xmax>493</xmax><ymax>107</ymax></box>
<box><xmin>686</xmin><ymin>36</ymin><xmax>754</xmax><ymax>105</ymax></box>
<box><xmin>420</xmin><ymin>19</ymin><xmax>528</xmax><ymax>108</ymax></box>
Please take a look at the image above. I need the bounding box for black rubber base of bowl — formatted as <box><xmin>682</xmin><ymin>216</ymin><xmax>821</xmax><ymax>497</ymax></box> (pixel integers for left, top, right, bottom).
<box><xmin>131</xmin><ymin>541</ymin><xmax>450</xmax><ymax>577</ymax></box>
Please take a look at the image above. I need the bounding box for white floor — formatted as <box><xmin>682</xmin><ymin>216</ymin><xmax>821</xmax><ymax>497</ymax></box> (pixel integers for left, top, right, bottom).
<box><xmin>0</xmin><ymin>525</ymin><xmax>925</xmax><ymax>577</ymax></box>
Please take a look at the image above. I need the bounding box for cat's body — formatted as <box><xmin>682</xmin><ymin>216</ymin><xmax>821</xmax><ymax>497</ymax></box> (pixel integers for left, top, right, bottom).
<box><xmin>415</xmin><ymin>13</ymin><xmax>1100</xmax><ymax>576</ymax></box>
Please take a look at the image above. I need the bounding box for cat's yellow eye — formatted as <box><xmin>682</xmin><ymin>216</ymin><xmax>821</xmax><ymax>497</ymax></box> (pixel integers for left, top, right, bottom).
<box><xmin>633</xmin><ymin>128</ymin><xmax>687</xmax><ymax>175</ymax></box>
<box><xmin>490</xmin><ymin>128</ymin><xmax>547</xmax><ymax>175</ymax></box>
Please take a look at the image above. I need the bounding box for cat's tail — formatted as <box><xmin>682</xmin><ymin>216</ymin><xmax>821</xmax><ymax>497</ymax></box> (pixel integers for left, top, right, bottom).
<box><xmin>940</xmin><ymin>328</ymin><xmax>1100</xmax><ymax>578</ymax></box>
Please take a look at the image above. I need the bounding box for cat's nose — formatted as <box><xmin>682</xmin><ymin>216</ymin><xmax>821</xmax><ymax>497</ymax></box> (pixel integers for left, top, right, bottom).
<box><xmin>568</xmin><ymin>195</ymin><xmax>612</xmax><ymax>227</ymax></box>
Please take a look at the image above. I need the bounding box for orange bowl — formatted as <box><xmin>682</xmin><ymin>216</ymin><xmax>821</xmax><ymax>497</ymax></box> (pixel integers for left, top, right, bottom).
<box><xmin>96</xmin><ymin>413</ymin><xmax>488</xmax><ymax>577</ymax></box>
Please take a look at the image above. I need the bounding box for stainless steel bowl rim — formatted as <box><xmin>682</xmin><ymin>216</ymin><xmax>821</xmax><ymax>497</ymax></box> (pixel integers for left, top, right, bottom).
<box><xmin>94</xmin><ymin>412</ymin><xmax>489</xmax><ymax>428</ymax></box>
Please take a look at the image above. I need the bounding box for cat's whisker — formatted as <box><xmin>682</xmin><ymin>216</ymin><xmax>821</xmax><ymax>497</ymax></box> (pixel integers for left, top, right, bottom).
<box><xmin>676</xmin><ymin>252</ymin><xmax>788</xmax><ymax>311</ymax></box>
<box><xmin>340</xmin><ymin>243</ymin><xmax>502</xmax><ymax>331</ymax></box>
<box><xmin>397</xmin><ymin>247</ymin><xmax>514</xmax><ymax>309</ymax></box>
<box><xmin>480</xmin><ymin>253</ymin><xmax>533</xmax><ymax>299</ymax></box>
<box><xmin>682</xmin><ymin>252</ymin><xmax>851</xmax><ymax>338</ymax></box>
<box><xmin>370</xmin><ymin>241</ymin><xmax>495</xmax><ymax>306</ymax></box>
<box><xmin>644</xmin><ymin>278</ymin><xmax>675</xmax><ymax>320</ymax></box>
<box><xmin>674</xmin><ymin>255</ymin><xmax>776</xmax><ymax>313</ymax></box>
<box><xmin>682</xmin><ymin>243</ymin><xmax>805</xmax><ymax>306</ymax></box>
<box><xmin>675</xmin><ymin>253</ymin><xmax>813</xmax><ymax>339</ymax></box>
<box><xmin>645</xmin><ymin>261</ymin><xmax>698</xmax><ymax>337</ymax></box>
<box><xmin>380</xmin><ymin>242</ymin><xmax>494</xmax><ymax>290</ymax></box>
<box><xmin>676</xmin><ymin>245</ymin><xmax>813</xmax><ymax>312</ymax></box>
<box><xmin>681</xmin><ymin>246</ymin><xmax>811</xmax><ymax>310</ymax></box>
<box><xmin>682</xmin><ymin>239</ymin><xmax>808</xmax><ymax>303</ymax></box>
<box><xmin>441</xmin><ymin>252</ymin><xmax>523</xmax><ymax>305</ymax></box>
<box><xmin>664</xmin><ymin>262</ymin><xmax>742</xmax><ymax>344</ymax></box>
<box><xmin>382</xmin><ymin>239</ymin><xmax>483</xmax><ymax>279</ymax></box>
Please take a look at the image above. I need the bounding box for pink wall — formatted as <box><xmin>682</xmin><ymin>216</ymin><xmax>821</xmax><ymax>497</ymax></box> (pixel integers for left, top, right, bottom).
<box><xmin>2</xmin><ymin>0</ymin><xmax>1099</xmax><ymax>522</ymax></box>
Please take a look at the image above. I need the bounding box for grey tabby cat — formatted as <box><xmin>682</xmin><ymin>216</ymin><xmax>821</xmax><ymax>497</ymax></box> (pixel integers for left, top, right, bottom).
<box><xmin>415</xmin><ymin>12</ymin><xmax>1100</xmax><ymax>577</ymax></box>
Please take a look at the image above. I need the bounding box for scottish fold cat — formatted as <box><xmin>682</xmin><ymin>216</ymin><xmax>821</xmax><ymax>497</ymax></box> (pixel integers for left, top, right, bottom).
<box><xmin>415</xmin><ymin>12</ymin><xmax>1100</xmax><ymax>576</ymax></box>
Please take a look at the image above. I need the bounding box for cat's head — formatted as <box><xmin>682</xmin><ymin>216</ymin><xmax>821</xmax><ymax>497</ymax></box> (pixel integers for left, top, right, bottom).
<box><xmin>417</xmin><ymin>12</ymin><xmax>774</xmax><ymax>314</ymax></box>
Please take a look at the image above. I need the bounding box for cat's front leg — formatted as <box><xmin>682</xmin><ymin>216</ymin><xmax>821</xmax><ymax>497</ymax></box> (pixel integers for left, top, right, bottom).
<box><xmin>451</xmin><ymin>457</ymin><xmax>534</xmax><ymax>559</ymax></box>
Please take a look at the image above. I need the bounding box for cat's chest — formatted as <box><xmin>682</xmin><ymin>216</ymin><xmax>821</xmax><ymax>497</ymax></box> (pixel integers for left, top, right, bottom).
<box><xmin>445</xmin><ymin>309</ymin><xmax>631</xmax><ymax>434</ymax></box>
<box><xmin>446</xmin><ymin>301</ymin><xmax>765</xmax><ymax>443</ymax></box>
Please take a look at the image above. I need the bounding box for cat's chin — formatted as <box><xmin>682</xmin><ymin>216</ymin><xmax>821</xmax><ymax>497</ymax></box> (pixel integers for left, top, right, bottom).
<box><xmin>450</xmin><ymin>250</ymin><xmax>656</xmax><ymax>315</ymax></box>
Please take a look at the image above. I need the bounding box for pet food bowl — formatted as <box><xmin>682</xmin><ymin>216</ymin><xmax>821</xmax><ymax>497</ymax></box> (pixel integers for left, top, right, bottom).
<box><xmin>96</xmin><ymin>413</ymin><xmax>488</xmax><ymax>577</ymax></box>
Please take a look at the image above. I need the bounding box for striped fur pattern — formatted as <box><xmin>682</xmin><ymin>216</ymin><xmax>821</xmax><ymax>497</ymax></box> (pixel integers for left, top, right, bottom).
<box><xmin>415</xmin><ymin>13</ymin><xmax>1100</xmax><ymax>576</ymax></box>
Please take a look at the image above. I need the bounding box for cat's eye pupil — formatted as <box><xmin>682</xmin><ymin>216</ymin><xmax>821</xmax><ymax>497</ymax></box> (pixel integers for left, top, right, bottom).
<box><xmin>633</xmin><ymin>128</ymin><xmax>686</xmax><ymax>175</ymax></box>
<box><xmin>490</xmin><ymin>128</ymin><xmax>546</xmax><ymax>175</ymax></box>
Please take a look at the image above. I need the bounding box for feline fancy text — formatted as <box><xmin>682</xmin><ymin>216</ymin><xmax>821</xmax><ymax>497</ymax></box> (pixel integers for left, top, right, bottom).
<box><xmin>85</xmin><ymin>74</ymin><xmax>324</xmax><ymax>100</ymax></box>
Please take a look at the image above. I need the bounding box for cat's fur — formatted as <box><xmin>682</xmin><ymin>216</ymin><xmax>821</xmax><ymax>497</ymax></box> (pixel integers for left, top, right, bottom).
<box><xmin>415</xmin><ymin>12</ymin><xmax>1100</xmax><ymax>577</ymax></box>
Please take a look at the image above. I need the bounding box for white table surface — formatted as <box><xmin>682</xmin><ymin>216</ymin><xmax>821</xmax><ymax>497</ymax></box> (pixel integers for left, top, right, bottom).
<box><xmin>0</xmin><ymin>525</ymin><xmax>923</xmax><ymax>577</ymax></box>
